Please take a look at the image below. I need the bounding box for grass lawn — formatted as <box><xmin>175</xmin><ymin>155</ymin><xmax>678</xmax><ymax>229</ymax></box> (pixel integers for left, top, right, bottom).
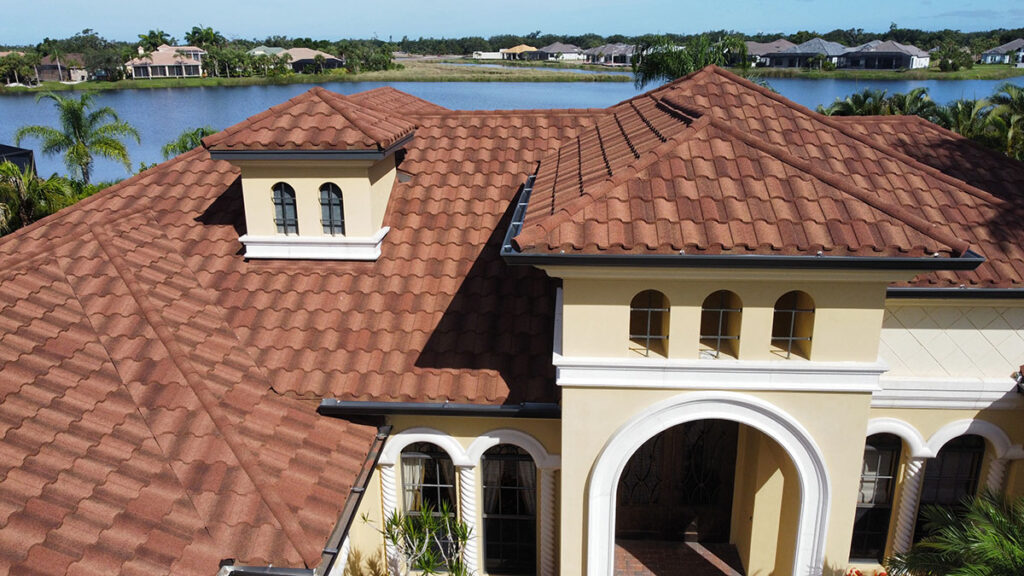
<box><xmin>0</xmin><ymin>61</ymin><xmax>629</xmax><ymax>95</ymax></box>
<box><xmin>737</xmin><ymin>63</ymin><xmax>1024</xmax><ymax>80</ymax></box>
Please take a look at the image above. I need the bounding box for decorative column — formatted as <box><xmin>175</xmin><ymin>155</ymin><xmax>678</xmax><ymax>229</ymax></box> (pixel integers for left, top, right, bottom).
<box><xmin>986</xmin><ymin>458</ymin><xmax>1008</xmax><ymax>493</ymax></box>
<box><xmin>459</xmin><ymin>465</ymin><xmax>479</xmax><ymax>574</ymax></box>
<box><xmin>379</xmin><ymin>464</ymin><xmax>399</xmax><ymax>568</ymax></box>
<box><xmin>539</xmin><ymin>468</ymin><xmax>558</xmax><ymax>576</ymax></box>
<box><xmin>892</xmin><ymin>458</ymin><xmax>926</xmax><ymax>554</ymax></box>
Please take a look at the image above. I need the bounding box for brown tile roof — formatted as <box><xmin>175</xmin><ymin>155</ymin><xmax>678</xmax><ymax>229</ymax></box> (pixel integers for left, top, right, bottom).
<box><xmin>202</xmin><ymin>86</ymin><xmax>418</xmax><ymax>152</ymax></box>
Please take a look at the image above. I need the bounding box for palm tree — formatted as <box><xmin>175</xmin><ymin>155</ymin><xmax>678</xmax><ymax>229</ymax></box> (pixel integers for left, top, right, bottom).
<box><xmin>886</xmin><ymin>87</ymin><xmax>938</xmax><ymax>120</ymax></box>
<box><xmin>819</xmin><ymin>88</ymin><xmax>889</xmax><ymax>116</ymax></box>
<box><xmin>887</xmin><ymin>491</ymin><xmax>1024</xmax><ymax>576</ymax></box>
<box><xmin>184</xmin><ymin>26</ymin><xmax>225</xmax><ymax>49</ymax></box>
<box><xmin>162</xmin><ymin>126</ymin><xmax>218</xmax><ymax>159</ymax></box>
<box><xmin>632</xmin><ymin>34</ymin><xmax>747</xmax><ymax>89</ymax></box>
<box><xmin>138</xmin><ymin>29</ymin><xmax>174</xmax><ymax>51</ymax></box>
<box><xmin>989</xmin><ymin>82</ymin><xmax>1024</xmax><ymax>160</ymax></box>
<box><xmin>0</xmin><ymin>161</ymin><xmax>71</xmax><ymax>233</ymax></box>
<box><xmin>14</xmin><ymin>92</ymin><xmax>140</xmax><ymax>185</ymax></box>
<box><xmin>933</xmin><ymin>99</ymin><xmax>994</xmax><ymax>140</ymax></box>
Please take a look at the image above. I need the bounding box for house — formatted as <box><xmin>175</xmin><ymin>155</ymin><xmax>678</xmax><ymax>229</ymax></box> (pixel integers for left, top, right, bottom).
<box><xmin>0</xmin><ymin>143</ymin><xmax>34</xmax><ymax>172</ymax></box>
<box><xmin>583</xmin><ymin>42</ymin><xmax>636</xmax><ymax>65</ymax></box>
<box><xmin>745</xmin><ymin>38</ymin><xmax>796</xmax><ymax>66</ymax></box>
<box><xmin>981</xmin><ymin>38</ymin><xmax>1024</xmax><ymax>65</ymax></box>
<box><xmin>842</xmin><ymin>40</ymin><xmax>930</xmax><ymax>69</ymax></box>
<box><xmin>35</xmin><ymin>52</ymin><xmax>88</xmax><ymax>82</ymax></box>
<box><xmin>246</xmin><ymin>45</ymin><xmax>286</xmax><ymax>57</ymax></box>
<box><xmin>471</xmin><ymin>51</ymin><xmax>503</xmax><ymax>60</ymax></box>
<box><xmin>125</xmin><ymin>44</ymin><xmax>205</xmax><ymax>78</ymax></box>
<box><xmin>532</xmin><ymin>42</ymin><xmax>586</xmax><ymax>61</ymax></box>
<box><xmin>1</xmin><ymin>68</ymin><xmax>1024</xmax><ymax>576</ymax></box>
<box><xmin>277</xmin><ymin>47</ymin><xmax>345</xmax><ymax>73</ymax></box>
<box><xmin>499</xmin><ymin>44</ymin><xmax>537</xmax><ymax>60</ymax></box>
<box><xmin>767</xmin><ymin>37</ymin><xmax>847</xmax><ymax>67</ymax></box>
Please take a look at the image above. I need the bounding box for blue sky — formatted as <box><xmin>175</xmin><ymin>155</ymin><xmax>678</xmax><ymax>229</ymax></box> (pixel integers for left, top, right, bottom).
<box><xmin>2</xmin><ymin>0</ymin><xmax>1022</xmax><ymax>45</ymax></box>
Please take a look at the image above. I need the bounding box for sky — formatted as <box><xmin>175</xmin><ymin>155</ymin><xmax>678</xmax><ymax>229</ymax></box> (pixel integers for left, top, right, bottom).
<box><xmin>1</xmin><ymin>0</ymin><xmax>1022</xmax><ymax>45</ymax></box>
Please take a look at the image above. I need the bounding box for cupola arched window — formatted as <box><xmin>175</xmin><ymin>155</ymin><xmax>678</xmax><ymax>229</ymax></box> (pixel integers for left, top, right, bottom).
<box><xmin>271</xmin><ymin>182</ymin><xmax>298</xmax><ymax>235</ymax></box>
<box><xmin>482</xmin><ymin>445</ymin><xmax>537</xmax><ymax>574</ymax></box>
<box><xmin>319</xmin><ymin>182</ymin><xmax>345</xmax><ymax>235</ymax></box>
<box><xmin>771</xmin><ymin>291</ymin><xmax>815</xmax><ymax>359</ymax></box>
<box><xmin>629</xmin><ymin>290</ymin><xmax>670</xmax><ymax>357</ymax></box>
<box><xmin>700</xmin><ymin>290</ymin><xmax>742</xmax><ymax>359</ymax></box>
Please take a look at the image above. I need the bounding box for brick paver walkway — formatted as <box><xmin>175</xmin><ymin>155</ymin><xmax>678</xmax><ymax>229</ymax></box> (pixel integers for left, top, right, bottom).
<box><xmin>614</xmin><ymin>539</ymin><xmax>745</xmax><ymax>576</ymax></box>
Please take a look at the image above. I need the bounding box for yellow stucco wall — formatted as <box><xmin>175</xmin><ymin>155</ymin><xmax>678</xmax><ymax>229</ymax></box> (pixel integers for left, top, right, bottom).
<box><xmin>551</xmin><ymin>267</ymin><xmax>900</xmax><ymax>362</ymax></box>
<box><xmin>235</xmin><ymin>156</ymin><xmax>395</xmax><ymax>237</ymax></box>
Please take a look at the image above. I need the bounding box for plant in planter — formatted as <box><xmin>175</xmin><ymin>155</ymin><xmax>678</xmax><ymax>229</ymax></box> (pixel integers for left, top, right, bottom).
<box><xmin>363</xmin><ymin>501</ymin><xmax>474</xmax><ymax>576</ymax></box>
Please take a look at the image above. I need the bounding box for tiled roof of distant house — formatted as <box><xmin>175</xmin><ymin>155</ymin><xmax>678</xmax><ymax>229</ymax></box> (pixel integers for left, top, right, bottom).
<box><xmin>279</xmin><ymin>47</ymin><xmax>341</xmax><ymax>62</ymax></box>
<box><xmin>778</xmin><ymin>37</ymin><xmax>848</xmax><ymax>56</ymax></box>
<box><xmin>537</xmin><ymin>42</ymin><xmax>582</xmax><ymax>54</ymax></box>
<box><xmin>39</xmin><ymin>52</ymin><xmax>85</xmax><ymax>67</ymax></box>
<box><xmin>583</xmin><ymin>43</ymin><xmax>636</xmax><ymax>56</ymax></box>
<box><xmin>3</xmin><ymin>67</ymin><xmax>1024</xmax><ymax>576</ymax></box>
<box><xmin>126</xmin><ymin>44</ymin><xmax>205</xmax><ymax>66</ymax></box>
<box><xmin>845</xmin><ymin>40</ymin><xmax>929</xmax><ymax>58</ymax></box>
<box><xmin>746</xmin><ymin>39</ymin><xmax>796</xmax><ymax>56</ymax></box>
<box><xmin>983</xmin><ymin>38</ymin><xmax>1024</xmax><ymax>55</ymax></box>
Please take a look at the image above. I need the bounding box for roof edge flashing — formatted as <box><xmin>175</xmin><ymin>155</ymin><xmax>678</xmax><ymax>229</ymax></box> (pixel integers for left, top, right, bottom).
<box><xmin>208</xmin><ymin>132</ymin><xmax>414</xmax><ymax>162</ymax></box>
<box><xmin>318</xmin><ymin>400</ymin><xmax>562</xmax><ymax>419</ymax></box>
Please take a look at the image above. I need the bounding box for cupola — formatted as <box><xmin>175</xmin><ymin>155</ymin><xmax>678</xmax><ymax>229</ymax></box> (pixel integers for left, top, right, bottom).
<box><xmin>203</xmin><ymin>87</ymin><xmax>416</xmax><ymax>260</ymax></box>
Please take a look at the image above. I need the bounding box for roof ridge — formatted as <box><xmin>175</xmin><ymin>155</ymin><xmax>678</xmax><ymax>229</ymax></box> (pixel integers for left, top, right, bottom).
<box><xmin>705</xmin><ymin>116</ymin><xmax>971</xmax><ymax>256</ymax></box>
<box><xmin>707</xmin><ymin>66</ymin><xmax>1008</xmax><ymax>207</ymax></box>
<box><xmin>313</xmin><ymin>88</ymin><xmax>406</xmax><ymax>148</ymax></box>
<box><xmin>86</xmin><ymin>222</ymin><xmax>323</xmax><ymax>566</ymax></box>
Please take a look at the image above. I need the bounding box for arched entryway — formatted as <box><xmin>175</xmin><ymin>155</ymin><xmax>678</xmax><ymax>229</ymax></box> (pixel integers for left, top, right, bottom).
<box><xmin>588</xmin><ymin>392</ymin><xmax>831</xmax><ymax>576</ymax></box>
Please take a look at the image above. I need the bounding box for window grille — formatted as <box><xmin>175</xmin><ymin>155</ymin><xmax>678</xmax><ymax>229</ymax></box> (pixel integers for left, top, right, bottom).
<box><xmin>913</xmin><ymin>435</ymin><xmax>985</xmax><ymax>542</ymax></box>
<box><xmin>699</xmin><ymin>290</ymin><xmax>742</xmax><ymax>359</ymax></box>
<box><xmin>401</xmin><ymin>442</ymin><xmax>458</xmax><ymax>567</ymax></box>
<box><xmin>272</xmin><ymin>182</ymin><xmax>298</xmax><ymax>235</ymax></box>
<box><xmin>319</xmin><ymin>182</ymin><xmax>345</xmax><ymax>235</ymax></box>
<box><xmin>771</xmin><ymin>291</ymin><xmax>815</xmax><ymax>359</ymax></box>
<box><xmin>629</xmin><ymin>290</ymin><xmax>670</xmax><ymax>357</ymax></box>
<box><xmin>482</xmin><ymin>445</ymin><xmax>537</xmax><ymax>575</ymax></box>
<box><xmin>850</xmin><ymin>434</ymin><xmax>901</xmax><ymax>562</ymax></box>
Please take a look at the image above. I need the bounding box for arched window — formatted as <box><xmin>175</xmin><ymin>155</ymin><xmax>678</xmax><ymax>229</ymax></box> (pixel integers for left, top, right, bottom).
<box><xmin>629</xmin><ymin>290</ymin><xmax>670</xmax><ymax>357</ymax></box>
<box><xmin>771</xmin><ymin>291</ymin><xmax>815</xmax><ymax>359</ymax></box>
<box><xmin>482</xmin><ymin>445</ymin><xmax>537</xmax><ymax>575</ymax></box>
<box><xmin>272</xmin><ymin>182</ymin><xmax>298</xmax><ymax>235</ymax></box>
<box><xmin>320</xmin><ymin>182</ymin><xmax>345</xmax><ymax>235</ymax></box>
<box><xmin>401</xmin><ymin>442</ymin><xmax>457</xmax><ymax>516</ymax></box>
<box><xmin>913</xmin><ymin>435</ymin><xmax>985</xmax><ymax>541</ymax></box>
<box><xmin>850</xmin><ymin>433</ymin><xmax>901</xmax><ymax>562</ymax></box>
<box><xmin>700</xmin><ymin>290</ymin><xmax>742</xmax><ymax>359</ymax></box>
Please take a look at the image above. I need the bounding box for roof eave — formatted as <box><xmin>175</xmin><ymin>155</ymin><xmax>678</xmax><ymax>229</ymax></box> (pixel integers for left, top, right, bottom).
<box><xmin>208</xmin><ymin>132</ymin><xmax>414</xmax><ymax>161</ymax></box>
<box><xmin>887</xmin><ymin>286</ymin><xmax>1024</xmax><ymax>299</ymax></box>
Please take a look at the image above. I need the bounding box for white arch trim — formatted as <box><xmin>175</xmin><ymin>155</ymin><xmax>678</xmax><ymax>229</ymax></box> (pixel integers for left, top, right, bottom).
<box><xmin>467</xmin><ymin>429</ymin><xmax>561</xmax><ymax>469</ymax></box>
<box><xmin>378</xmin><ymin>427</ymin><xmax>474</xmax><ymax>467</ymax></box>
<box><xmin>588</xmin><ymin>391</ymin><xmax>831</xmax><ymax>576</ymax></box>
<box><xmin>926</xmin><ymin>419</ymin><xmax>1015</xmax><ymax>459</ymax></box>
<box><xmin>866</xmin><ymin>418</ymin><xmax>931</xmax><ymax>458</ymax></box>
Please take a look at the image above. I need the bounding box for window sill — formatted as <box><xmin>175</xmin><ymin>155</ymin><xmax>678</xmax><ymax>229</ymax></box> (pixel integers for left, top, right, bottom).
<box><xmin>239</xmin><ymin>227</ymin><xmax>389</xmax><ymax>261</ymax></box>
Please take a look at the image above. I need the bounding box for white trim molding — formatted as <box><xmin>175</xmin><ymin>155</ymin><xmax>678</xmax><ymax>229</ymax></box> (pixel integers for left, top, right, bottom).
<box><xmin>866</xmin><ymin>418</ymin><xmax>931</xmax><ymax>458</ymax></box>
<box><xmin>873</xmin><ymin>377</ymin><xmax>1020</xmax><ymax>410</ymax></box>
<box><xmin>926</xmin><ymin>419</ymin><xmax>1016</xmax><ymax>459</ymax></box>
<box><xmin>466</xmin><ymin>429</ymin><xmax>561</xmax><ymax>469</ymax></box>
<box><xmin>587</xmin><ymin>391</ymin><xmax>831</xmax><ymax>576</ymax></box>
<box><xmin>239</xmin><ymin>226</ymin><xmax>389</xmax><ymax>260</ymax></box>
<box><xmin>555</xmin><ymin>354</ymin><xmax>887</xmax><ymax>392</ymax></box>
<box><xmin>458</xmin><ymin>465</ymin><xmax>479</xmax><ymax>574</ymax></box>
<box><xmin>378</xmin><ymin>427</ymin><xmax>473</xmax><ymax>467</ymax></box>
<box><xmin>892</xmin><ymin>457</ymin><xmax>926</xmax><ymax>554</ymax></box>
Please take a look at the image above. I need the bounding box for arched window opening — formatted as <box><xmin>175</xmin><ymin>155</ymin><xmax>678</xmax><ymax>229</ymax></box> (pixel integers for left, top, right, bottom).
<box><xmin>699</xmin><ymin>290</ymin><xmax>742</xmax><ymax>359</ymax></box>
<box><xmin>629</xmin><ymin>290</ymin><xmax>670</xmax><ymax>358</ymax></box>
<box><xmin>850</xmin><ymin>433</ymin><xmax>901</xmax><ymax>563</ymax></box>
<box><xmin>771</xmin><ymin>291</ymin><xmax>815</xmax><ymax>359</ymax></box>
<box><xmin>482</xmin><ymin>445</ymin><xmax>537</xmax><ymax>575</ymax></box>
<box><xmin>320</xmin><ymin>182</ymin><xmax>345</xmax><ymax>235</ymax></box>
<box><xmin>913</xmin><ymin>434</ymin><xmax>985</xmax><ymax>542</ymax></box>
<box><xmin>401</xmin><ymin>442</ymin><xmax>458</xmax><ymax>567</ymax></box>
<box><xmin>272</xmin><ymin>182</ymin><xmax>298</xmax><ymax>235</ymax></box>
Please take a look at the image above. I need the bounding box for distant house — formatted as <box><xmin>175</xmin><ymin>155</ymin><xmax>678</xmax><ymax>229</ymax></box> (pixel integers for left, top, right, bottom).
<box><xmin>247</xmin><ymin>45</ymin><xmax>286</xmax><ymax>58</ymax></box>
<box><xmin>532</xmin><ymin>42</ymin><xmax>586</xmax><ymax>61</ymax></box>
<box><xmin>583</xmin><ymin>43</ymin><xmax>636</xmax><ymax>65</ymax></box>
<box><xmin>471</xmin><ymin>51</ymin><xmax>503</xmax><ymax>60</ymax></box>
<box><xmin>0</xmin><ymin>144</ymin><xmax>33</xmax><ymax>173</ymax></box>
<box><xmin>745</xmin><ymin>39</ymin><xmax>796</xmax><ymax>67</ymax></box>
<box><xmin>126</xmin><ymin>44</ymin><xmax>205</xmax><ymax>79</ymax></box>
<box><xmin>499</xmin><ymin>44</ymin><xmax>537</xmax><ymax>60</ymax></box>
<box><xmin>35</xmin><ymin>53</ymin><xmax>87</xmax><ymax>82</ymax></box>
<box><xmin>981</xmin><ymin>38</ymin><xmax>1024</xmax><ymax>65</ymax></box>
<box><xmin>842</xmin><ymin>40</ymin><xmax>930</xmax><ymax>69</ymax></box>
<box><xmin>278</xmin><ymin>47</ymin><xmax>345</xmax><ymax>73</ymax></box>
<box><xmin>767</xmin><ymin>37</ymin><xmax>847</xmax><ymax>67</ymax></box>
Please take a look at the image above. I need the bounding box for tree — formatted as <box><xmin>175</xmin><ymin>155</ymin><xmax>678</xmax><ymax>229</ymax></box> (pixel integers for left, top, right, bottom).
<box><xmin>314</xmin><ymin>53</ymin><xmax>326</xmax><ymax>74</ymax></box>
<box><xmin>934</xmin><ymin>41</ymin><xmax>973</xmax><ymax>72</ymax></box>
<box><xmin>0</xmin><ymin>161</ymin><xmax>71</xmax><ymax>233</ymax></box>
<box><xmin>184</xmin><ymin>26</ymin><xmax>225</xmax><ymax>49</ymax></box>
<box><xmin>989</xmin><ymin>82</ymin><xmax>1024</xmax><ymax>160</ymax></box>
<box><xmin>934</xmin><ymin>99</ymin><xmax>994</xmax><ymax>140</ymax></box>
<box><xmin>162</xmin><ymin>126</ymin><xmax>218</xmax><ymax>159</ymax></box>
<box><xmin>886</xmin><ymin>87</ymin><xmax>938</xmax><ymax>119</ymax></box>
<box><xmin>632</xmin><ymin>34</ymin><xmax>747</xmax><ymax>89</ymax></box>
<box><xmin>819</xmin><ymin>88</ymin><xmax>890</xmax><ymax>116</ymax></box>
<box><xmin>0</xmin><ymin>52</ymin><xmax>38</xmax><ymax>85</ymax></box>
<box><xmin>887</xmin><ymin>491</ymin><xmax>1024</xmax><ymax>576</ymax></box>
<box><xmin>138</xmin><ymin>29</ymin><xmax>174</xmax><ymax>51</ymax></box>
<box><xmin>14</xmin><ymin>92</ymin><xmax>140</xmax><ymax>184</ymax></box>
<box><xmin>363</xmin><ymin>502</ymin><xmax>473</xmax><ymax>576</ymax></box>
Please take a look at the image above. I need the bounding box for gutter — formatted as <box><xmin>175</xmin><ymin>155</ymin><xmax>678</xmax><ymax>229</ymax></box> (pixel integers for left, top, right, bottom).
<box><xmin>317</xmin><ymin>400</ymin><xmax>562</xmax><ymax>419</ymax></box>
<box><xmin>887</xmin><ymin>287</ymin><xmax>1024</xmax><ymax>299</ymax></box>
<box><xmin>208</xmin><ymin>133</ymin><xmax>414</xmax><ymax>162</ymax></box>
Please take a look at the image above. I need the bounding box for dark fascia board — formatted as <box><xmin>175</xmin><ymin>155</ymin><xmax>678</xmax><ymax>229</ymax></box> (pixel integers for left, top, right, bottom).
<box><xmin>318</xmin><ymin>400</ymin><xmax>562</xmax><ymax>419</ymax></box>
<box><xmin>887</xmin><ymin>286</ymin><xmax>1024</xmax><ymax>299</ymax></box>
<box><xmin>227</xmin><ymin>567</ymin><xmax>314</xmax><ymax>576</ymax></box>
<box><xmin>500</xmin><ymin>248</ymin><xmax>986</xmax><ymax>272</ymax></box>
<box><xmin>208</xmin><ymin>132</ymin><xmax>414</xmax><ymax>162</ymax></box>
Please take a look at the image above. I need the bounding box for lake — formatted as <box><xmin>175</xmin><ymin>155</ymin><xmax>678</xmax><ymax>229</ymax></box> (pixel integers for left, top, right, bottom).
<box><xmin>2</xmin><ymin>75</ymin><xmax>1023</xmax><ymax>183</ymax></box>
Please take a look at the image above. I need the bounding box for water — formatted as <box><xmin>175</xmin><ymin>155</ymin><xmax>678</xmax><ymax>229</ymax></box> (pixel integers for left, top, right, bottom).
<box><xmin>2</xmin><ymin>76</ymin><xmax>1023</xmax><ymax>183</ymax></box>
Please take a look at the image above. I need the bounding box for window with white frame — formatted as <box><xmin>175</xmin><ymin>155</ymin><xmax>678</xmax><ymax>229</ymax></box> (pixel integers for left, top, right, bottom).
<box><xmin>482</xmin><ymin>445</ymin><xmax>537</xmax><ymax>574</ymax></box>
<box><xmin>699</xmin><ymin>290</ymin><xmax>742</xmax><ymax>359</ymax></box>
<box><xmin>401</xmin><ymin>441</ymin><xmax>457</xmax><ymax>517</ymax></box>
<box><xmin>850</xmin><ymin>433</ymin><xmax>901</xmax><ymax>562</ymax></box>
